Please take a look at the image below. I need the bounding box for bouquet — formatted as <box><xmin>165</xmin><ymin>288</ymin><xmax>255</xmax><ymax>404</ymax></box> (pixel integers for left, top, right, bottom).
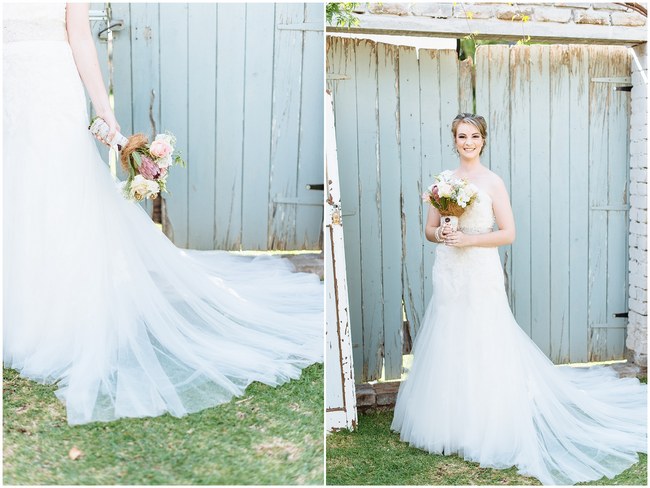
<box><xmin>118</xmin><ymin>132</ymin><xmax>185</xmax><ymax>201</ymax></box>
<box><xmin>89</xmin><ymin>116</ymin><xmax>185</xmax><ymax>201</ymax></box>
<box><xmin>422</xmin><ymin>170</ymin><xmax>479</xmax><ymax>230</ymax></box>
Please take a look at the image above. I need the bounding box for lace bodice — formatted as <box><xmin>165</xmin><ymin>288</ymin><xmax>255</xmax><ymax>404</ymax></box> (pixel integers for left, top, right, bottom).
<box><xmin>458</xmin><ymin>190</ymin><xmax>495</xmax><ymax>234</ymax></box>
<box><xmin>3</xmin><ymin>3</ymin><xmax>67</xmax><ymax>43</ymax></box>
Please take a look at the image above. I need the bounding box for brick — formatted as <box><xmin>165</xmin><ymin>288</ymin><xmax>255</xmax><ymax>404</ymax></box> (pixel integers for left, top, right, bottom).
<box><xmin>635</xmin><ymin>183</ymin><xmax>648</xmax><ymax>198</ymax></box>
<box><xmin>533</xmin><ymin>6</ymin><xmax>573</xmax><ymax>23</ymax></box>
<box><xmin>452</xmin><ymin>4</ymin><xmax>496</xmax><ymax>19</ymax></box>
<box><xmin>368</xmin><ymin>3</ymin><xmax>410</xmax><ymax>16</ymax></box>
<box><xmin>630</xmin><ymin>246</ymin><xmax>647</xmax><ymax>263</ymax></box>
<box><xmin>630</xmin><ymin>275</ymin><xmax>647</xmax><ymax>292</ymax></box>
<box><xmin>594</xmin><ymin>3</ymin><xmax>628</xmax><ymax>10</ymax></box>
<box><xmin>574</xmin><ymin>9</ymin><xmax>611</xmax><ymax>25</ymax></box>
<box><xmin>629</xmin><ymin>297</ymin><xmax>648</xmax><ymax>315</ymax></box>
<box><xmin>630</xmin><ymin>140</ymin><xmax>647</xmax><ymax>158</ymax></box>
<box><xmin>411</xmin><ymin>3</ymin><xmax>453</xmax><ymax>18</ymax></box>
<box><xmin>630</xmin><ymin>220</ymin><xmax>647</xmax><ymax>235</ymax></box>
<box><xmin>629</xmin><ymin>258</ymin><xmax>647</xmax><ymax>278</ymax></box>
<box><xmin>556</xmin><ymin>3</ymin><xmax>589</xmax><ymax>8</ymax></box>
<box><xmin>630</xmin><ymin>125</ymin><xmax>647</xmax><ymax>144</ymax></box>
<box><xmin>629</xmin><ymin>284</ymin><xmax>647</xmax><ymax>301</ymax></box>
<box><xmin>611</xmin><ymin>11</ymin><xmax>646</xmax><ymax>26</ymax></box>
<box><xmin>628</xmin><ymin>275</ymin><xmax>646</xmax><ymax>293</ymax></box>
<box><xmin>631</xmin><ymin>155</ymin><xmax>646</xmax><ymax>170</ymax></box>
<box><xmin>355</xmin><ymin>384</ymin><xmax>376</xmax><ymax>406</ymax></box>
<box><xmin>496</xmin><ymin>6</ymin><xmax>534</xmax><ymax>21</ymax></box>
<box><xmin>631</xmin><ymin>195</ymin><xmax>648</xmax><ymax>210</ymax></box>
<box><xmin>630</xmin><ymin>168</ymin><xmax>647</xmax><ymax>182</ymax></box>
<box><xmin>375</xmin><ymin>381</ymin><xmax>400</xmax><ymax>406</ymax></box>
<box><xmin>630</xmin><ymin>207</ymin><xmax>647</xmax><ymax>224</ymax></box>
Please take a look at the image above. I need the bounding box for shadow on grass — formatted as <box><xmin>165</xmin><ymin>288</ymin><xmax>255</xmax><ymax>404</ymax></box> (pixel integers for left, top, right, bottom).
<box><xmin>3</xmin><ymin>363</ymin><xmax>323</xmax><ymax>485</ymax></box>
<box><xmin>326</xmin><ymin>409</ymin><xmax>647</xmax><ymax>486</ymax></box>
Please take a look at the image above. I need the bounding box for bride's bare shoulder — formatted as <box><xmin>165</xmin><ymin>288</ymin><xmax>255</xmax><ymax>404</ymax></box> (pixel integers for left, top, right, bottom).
<box><xmin>479</xmin><ymin>170</ymin><xmax>509</xmax><ymax>201</ymax></box>
<box><xmin>483</xmin><ymin>169</ymin><xmax>507</xmax><ymax>190</ymax></box>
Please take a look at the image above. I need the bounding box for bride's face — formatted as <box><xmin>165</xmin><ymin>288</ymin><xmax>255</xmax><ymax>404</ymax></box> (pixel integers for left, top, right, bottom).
<box><xmin>455</xmin><ymin>122</ymin><xmax>484</xmax><ymax>158</ymax></box>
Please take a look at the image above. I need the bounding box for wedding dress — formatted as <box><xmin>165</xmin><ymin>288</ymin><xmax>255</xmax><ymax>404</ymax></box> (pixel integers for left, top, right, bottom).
<box><xmin>391</xmin><ymin>187</ymin><xmax>647</xmax><ymax>485</ymax></box>
<box><xmin>3</xmin><ymin>3</ymin><xmax>323</xmax><ymax>425</ymax></box>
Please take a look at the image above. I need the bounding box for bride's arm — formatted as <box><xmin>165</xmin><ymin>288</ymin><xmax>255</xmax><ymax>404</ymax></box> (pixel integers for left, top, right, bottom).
<box><xmin>66</xmin><ymin>3</ymin><xmax>120</xmax><ymax>144</ymax></box>
<box><xmin>447</xmin><ymin>177</ymin><xmax>516</xmax><ymax>248</ymax></box>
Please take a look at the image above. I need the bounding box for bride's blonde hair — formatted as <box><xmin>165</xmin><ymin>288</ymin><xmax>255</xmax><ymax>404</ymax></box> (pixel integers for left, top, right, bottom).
<box><xmin>451</xmin><ymin>113</ymin><xmax>488</xmax><ymax>155</ymax></box>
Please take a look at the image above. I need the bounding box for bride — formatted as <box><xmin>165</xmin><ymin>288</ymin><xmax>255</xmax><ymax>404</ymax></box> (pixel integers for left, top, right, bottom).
<box><xmin>391</xmin><ymin>113</ymin><xmax>647</xmax><ymax>485</ymax></box>
<box><xmin>3</xmin><ymin>3</ymin><xmax>323</xmax><ymax>425</ymax></box>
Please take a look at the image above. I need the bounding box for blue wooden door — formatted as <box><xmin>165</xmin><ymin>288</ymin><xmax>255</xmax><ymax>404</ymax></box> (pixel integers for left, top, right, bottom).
<box><xmin>106</xmin><ymin>3</ymin><xmax>323</xmax><ymax>251</ymax></box>
<box><xmin>476</xmin><ymin>44</ymin><xmax>631</xmax><ymax>364</ymax></box>
<box><xmin>328</xmin><ymin>38</ymin><xmax>631</xmax><ymax>382</ymax></box>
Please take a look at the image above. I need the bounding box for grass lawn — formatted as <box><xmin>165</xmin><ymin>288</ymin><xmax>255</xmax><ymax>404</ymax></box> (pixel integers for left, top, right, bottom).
<box><xmin>3</xmin><ymin>363</ymin><xmax>324</xmax><ymax>485</ymax></box>
<box><xmin>327</xmin><ymin>405</ymin><xmax>647</xmax><ymax>486</ymax></box>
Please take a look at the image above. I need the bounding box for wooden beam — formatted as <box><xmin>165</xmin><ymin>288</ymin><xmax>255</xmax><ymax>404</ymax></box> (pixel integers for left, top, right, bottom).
<box><xmin>327</xmin><ymin>14</ymin><xmax>647</xmax><ymax>46</ymax></box>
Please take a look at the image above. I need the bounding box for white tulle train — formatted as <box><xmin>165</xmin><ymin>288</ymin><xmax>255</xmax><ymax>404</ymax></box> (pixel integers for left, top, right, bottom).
<box><xmin>3</xmin><ymin>3</ymin><xmax>323</xmax><ymax>425</ymax></box>
<box><xmin>391</xmin><ymin>190</ymin><xmax>647</xmax><ymax>485</ymax></box>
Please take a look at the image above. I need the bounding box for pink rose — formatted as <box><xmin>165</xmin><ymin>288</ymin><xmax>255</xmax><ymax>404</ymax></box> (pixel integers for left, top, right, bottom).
<box><xmin>432</xmin><ymin>185</ymin><xmax>440</xmax><ymax>202</ymax></box>
<box><xmin>139</xmin><ymin>155</ymin><xmax>161</xmax><ymax>180</ymax></box>
<box><xmin>149</xmin><ymin>139</ymin><xmax>173</xmax><ymax>158</ymax></box>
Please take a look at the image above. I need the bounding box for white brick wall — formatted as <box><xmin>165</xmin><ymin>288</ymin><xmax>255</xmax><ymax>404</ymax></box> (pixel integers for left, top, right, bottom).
<box><xmin>627</xmin><ymin>42</ymin><xmax>648</xmax><ymax>369</ymax></box>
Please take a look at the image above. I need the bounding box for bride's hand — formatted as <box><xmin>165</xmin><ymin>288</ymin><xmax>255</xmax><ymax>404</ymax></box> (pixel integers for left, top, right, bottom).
<box><xmin>445</xmin><ymin>230</ymin><xmax>473</xmax><ymax>247</ymax></box>
<box><xmin>95</xmin><ymin>110</ymin><xmax>121</xmax><ymax>147</ymax></box>
<box><xmin>439</xmin><ymin>223</ymin><xmax>453</xmax><ymax>241</ymax></box>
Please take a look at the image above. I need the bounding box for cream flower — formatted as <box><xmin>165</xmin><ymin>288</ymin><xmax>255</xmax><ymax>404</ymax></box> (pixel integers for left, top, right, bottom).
<box><xmin>130</xmin><ymin>174</ymin><xmax>160</xmax><ymax>200</ymax></box>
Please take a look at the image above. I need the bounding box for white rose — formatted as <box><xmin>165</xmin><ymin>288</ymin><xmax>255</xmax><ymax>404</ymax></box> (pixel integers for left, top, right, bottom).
<box><xmin>157</xmin><ymin>154</ymin><xmax>173</xmax><ymax>169</ymax></box>
<box><xmin>439</xmin><ymin>170</ymin><xmax>453</xmax><ymax>179</ymax></box>
<box><xmin>154</xmin><ymin>133</ymin><xmax>175</xmax><ymax>150</ymax></box>
<box><xmin>466</xmin><ymin>183</ymin><xmax>479</xmax><ymax>197</ymax></box>
<box><xmin>130</xmin><ymin>175</ymin><xmax>160</xmax><ymax>200</ymax></box>
<box><xmin>437</xmin><ymin>181</ymin><xmax>453</xmax><ymax>198</ymax></box>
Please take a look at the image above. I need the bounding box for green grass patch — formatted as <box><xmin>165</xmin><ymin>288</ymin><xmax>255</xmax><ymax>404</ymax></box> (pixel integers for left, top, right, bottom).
<box><xmin>326</xmin><ymin>410</ymin><xmax>647</xmax><ymax>486</ymax></box>
<box><xmin>4</xmin><ymin>364</ymin><xmax>323</xmax><ymax>485</ymax></box>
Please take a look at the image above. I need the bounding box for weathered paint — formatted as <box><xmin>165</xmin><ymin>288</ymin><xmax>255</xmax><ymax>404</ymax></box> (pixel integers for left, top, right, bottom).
<box><xmin>325</xmin><ymin>92</ymin><xmax>358</xmax><ymax>432</ymax></box>
<box><xmin>111</xmin><ymin>3</ymin><xmax>323</xmax><ymax>250</ymax></box>
<box><xmin>327</xmin><ymin>36</ymin><xmax>462</xmax><ymax>381</ymax></box>
<box><xmin>329</xmin><ymin>38</ymin><xmax>631</xmax><ymax>381</ymax></box>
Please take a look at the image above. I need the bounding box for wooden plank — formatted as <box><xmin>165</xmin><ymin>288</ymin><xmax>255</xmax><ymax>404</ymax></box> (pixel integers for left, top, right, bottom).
<box><xmin>295</xmin><ymin>2</ymin><xmax>325</xmax><ymax>249</ymax></box>
<box><xmin>509</xmin><ymin>46</ymin><xmax>532</xmax><ymax>338</ymax></box>
<box><xmin>587</xmin><ymin>45</ymin><xmax>609</xmax><ymax>362</ymax></box>
<box><xmin>241</xmin><ymin>3</ymin><xmax>275</xmax><ymax>250</ymax></box>
<box><xmin>355</xmin><ymin>40</ymin><xmax>383</xmax><ymax>381</ymax></box>
<box><xmin>418</xmin><ymin>49</ymin><xmax>441</xmax><ymax>313</ymax></box>
<box><xmin>325</xmin><ymin>91</ymin><xmax>357</xmax><ymax>431</ymax></box>
<box><xmin>129</xmin><ymin>3</ymin><xmax>160</xmax><ymax>217</ymax></box>
<box><xmin>438</xmin><ymin>51</ymin><xmax>460</xmax><ymax>156</ymax></box>
<box><xmin>459</xmin><ymin>57</ymin><xmax>474</xmax><ymax>114</ymax></box>
<box><xmin>329</xmin><ymin>38</ymin><xmax>364</xmax><ymax>381</ymax></box>
<box><xmin>326</xmin><ymin>15</ymin><xmax>647</xmax><ymax>45</ymax></box>
<box><xmin>529</xmin><ymin>45</ymin><xmax>551</xmax><ymax>357</ymax></box>
<box><xmin>111</xmin><ymin>2</ymin><xmax>133</xmax><ymax>156</ymax></box>
<box><xmin>89</xmin><ymin>3</ymin><xmax>111</xmax><ymax>160</ymax></box>
<box><xmin>398</xmin><ymin>44</ymin><xmax>425</xmax><ymax>340</ymax></box>
<box><xmin>549</xmin><ymin>45</ymin><xmax>571</xmax><ymax>364</ymax></box>
<box><xmin>159</xmin><ymin>4</ymin><xmax>189</xmax><ymax>247</ymax></box>
<box><xmin>187</xmin><ymin>4</ymin><xmax>219</xmax><ymax>249</ymax></box>
<box><xmin>269</xmin><ymin>3</ymin><xmax>304</xmax><ymax>249</ymax></box>
<box><xmin>568</xmin><ymin>45</ymin><xmax>590</xmax><ymax>362</ymax></box>
<box><xmin>605</xmin><ymin>46</ymin><xmax>631</xmax><ymax>358</ymax></box>
<box><xmin>214</xmin><ymin>3</ymin><xmax>246</xmax><ymax>250</ymax></box>
<box><xmin>376</xmin><ymin>43</ymin><xmax>403</xmax><ymax>380</ymax></box>
<box><xmin>325</xmin><ymin>233</ymin><xmax>345</xmax><ymax>409</ymax></box>
<box><xmin>478</xmin><ymin>45</ymin><xmax>512</xmax><ymax>297</ymax></box>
